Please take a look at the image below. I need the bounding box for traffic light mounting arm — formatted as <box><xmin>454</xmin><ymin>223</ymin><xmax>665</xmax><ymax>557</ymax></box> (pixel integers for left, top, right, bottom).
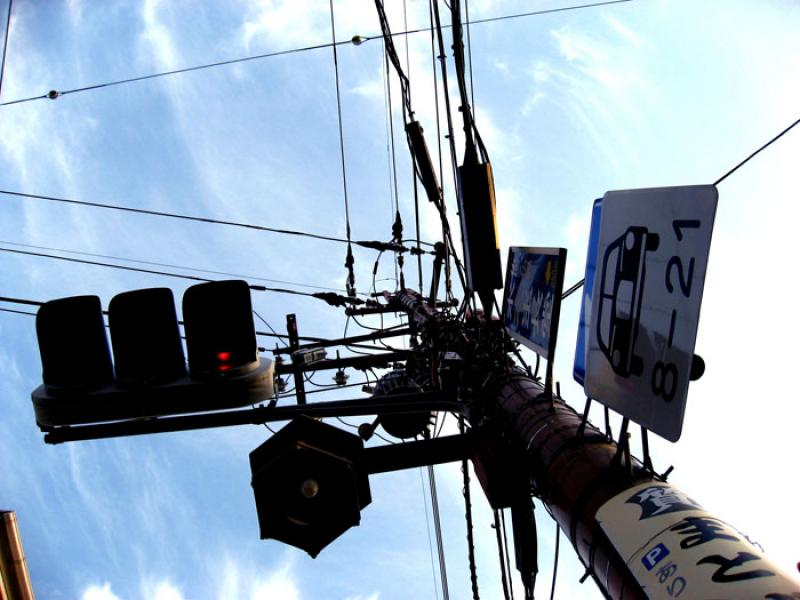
<box><xmin>42</xmin><ymin>389</ymin><xmax>465</xmax><ymax>444</ymax></box>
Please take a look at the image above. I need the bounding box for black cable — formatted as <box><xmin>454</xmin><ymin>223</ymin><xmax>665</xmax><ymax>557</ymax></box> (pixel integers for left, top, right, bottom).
<box><xmin>0</xmin><ymin>239</ymin><xmax>362</xmax><ymax>296</ymax></box>
<box><xmin>464</xmin><ymin>0</ymin><xmax>476</xmax><ymax>117</ymax></box>
<box><xmin>418</xmin><ymin>468</ymin><xmax>442</xmax><ymax>600</ymax></box>
<box><xmin>460</xmin><ymin>418</ymin><xmax>480</xmax><ymax>600</ymax></box>
<box><xmin>494</xmin><ymin>510</ymin><xmax>511</xmax><ymax>600</ymax></box>
<box><xmin>0</xmin><ymin>296</ymin><xmax>381</xmax><ymax>354</ymax></box>
<box><xmin>0</xmin><ymin>0</ymin><xmax>12</xmax><ymax>98</ymax></box>
<box><xmin>252</xmin><ymin>310</ymin><xmax>285</xmax><ymax>341</ymax></box>
<box><xmin>271</xmin><ymin>379</ymin><xmax>367</xmax><ymax>401</ymax></box>
<box><xmin>0</xmin><ymin>295</ymin><xmax>42</xmax><ymax>307</ymax></box>
<box><xmin>330</xmin><ymin>5</ymin><xmax>358</xmax><ymax>299</ymax></box>
<box><xmin>714</xmin><ymin>114</ymin><xmax>800</xmax><ymax>185</ymax></box>
<box><xmin>0</xmin><ymin>189</ymin><xmax>349</xmax><ymax>243</ymax></box>
<box><xmin>0</xmin><ymin>246</ymin><xmax>323</xmax><ymax>298</ymax></box>
<box><xmin>500</xmin><ymin>510</ymin><xmax>516</xmax><ymax>600</ymax></box>
<box><xmin>0</xmin><ymin>306</ymin><xmax>34</xmax><ymax>317</ymax></box>
<box><xmin>430</xmin><ymin>0</ymin><xmax>469</xmax><ymax>296</ymax></box>
<box><xmin>561</xmin><ymin>278</ymin><xmax>585</xmax><ymax>300</ymax></box>
<box><xmin>383</xmin><ymin>49</ymin><xmax>401</xmax><ymax>288</ymax></box>
<box><xmin>549</xmin><ymin>524</ymin><xmax>560</xmax><ymax>600</ymax></box>
<box><xmin>427</xmin><ymin>0</ymin><xmax>451</xmax><ymax>303</ymax></box>
<box><xmin>1</xmin><ymin>0</ymin><xmax>634</xmax><ymax>108</ymax></box>
<box><xmin>0</xmin><ymin>36</ymin><xmax>358</xmax><ymax>107</ymax></box>
<box><xmin>427</xmin><ymin>464</ymin><xmax>451</xmax><ymax>600</ymax></box>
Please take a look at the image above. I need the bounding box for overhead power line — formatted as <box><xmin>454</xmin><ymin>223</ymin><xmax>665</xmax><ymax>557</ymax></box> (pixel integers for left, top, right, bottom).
<box><xmin>0</xmin><ymin>294</ymin><xmax>402</xmax><ymax>350</ymax></box>
<box><xmin>0</xmin><ymin>0</ymin><xmax>12</xmax><ymax>98</ymax></box>
<box><xmin>0</xmin><ymin>0</ymin><xmax>634</xmax><ymax>108</ymax></box>
<box><xmin>0</xmin><ymin>189</ymin><xmax>432</xmax><ymax>254</ymax></box>
<box><xmin>0</xmin><ymin>246</ymin><xmax>336</xmax><ymax>300</ymax></box>
<box><xmin>0</xmin><ymin>306</ymin><xmax>34</xmax><ymax>317</ymax></box>
<box><xmin>0</xmin><ymin>189</ymin><xmax>347</xmax><ymax>242</ymax></box>
<box><xmin>714</xmin><ymin>113</ymin><xmax>800</xmax><ymax>185</ymax></box>
<box><xmin>0</xmin><ymin>239</ymin><xmax>360</xmax><ymax>296</ymax></box>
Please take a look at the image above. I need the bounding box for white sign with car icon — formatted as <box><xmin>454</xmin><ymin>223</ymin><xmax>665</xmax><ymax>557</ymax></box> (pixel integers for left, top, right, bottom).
<box><xmin>584</xmin><ymin>185</ymin><xmax>718</xmax><ymax>442</ymax></box>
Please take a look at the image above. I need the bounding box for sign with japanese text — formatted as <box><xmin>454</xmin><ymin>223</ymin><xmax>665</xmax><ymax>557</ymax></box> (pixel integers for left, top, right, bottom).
<box><xmin>597</xmin><ymin>482</ymin><xmax>800</xmax><ymax>599</ymax></box>
<box><xmin>583</xmin><ymin>185</ymin><xmax>718</xmax><ymax>441</ymax></box>
<box><xmin>501</xmin><ymin>247</ymin><xmax>566</xmax><ymax>360</ymax></box>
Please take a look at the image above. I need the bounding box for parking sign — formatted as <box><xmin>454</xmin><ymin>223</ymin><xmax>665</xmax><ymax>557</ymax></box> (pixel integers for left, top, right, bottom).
<box><xmin>584</xmin><ymin>185</ymin><xmax>718</xmax><ymax>442</ymax></box>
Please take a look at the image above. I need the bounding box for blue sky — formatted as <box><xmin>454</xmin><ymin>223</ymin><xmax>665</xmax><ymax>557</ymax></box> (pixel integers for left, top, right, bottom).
<box><xmin>2</xmin><ymin>1</ymin><xmax>799</xmax><ymax>598</ymax></box>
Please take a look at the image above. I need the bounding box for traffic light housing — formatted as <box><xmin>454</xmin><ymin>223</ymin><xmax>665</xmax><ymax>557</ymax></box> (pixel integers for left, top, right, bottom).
<box><xmin>250</xmin><ymin>416</ymin><xmax>372</xmax><ymax>557</ymax></box>
<box><xmin>31</xmin><ymin>280</ymin><xmax>273</xmax><ymax>428</ymax></box>
<box><xmin>183</xmin><ymin>279</ymin><xmax>258</xmax><ymax>378</ymax></box>
<box><xmin>35</xmin><ymin>295</ymin><xmax>114</xmax><ymax>390</ymax></box>
<box><xmin>109</xmin><ymin>287</ymin><xmax>187</xmax><ymax>385</ymax></box>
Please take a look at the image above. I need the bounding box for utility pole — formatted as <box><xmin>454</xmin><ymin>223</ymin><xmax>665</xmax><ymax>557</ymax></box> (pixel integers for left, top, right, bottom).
<box><xmin>0</xmin><ymin>511</ymin><xmax>35</xmax><ymax>600</ymax></box>
<box><xmin>473</xmin><ymin>373</ymin><xmax>800</xmax><ymax>599</ymax></box>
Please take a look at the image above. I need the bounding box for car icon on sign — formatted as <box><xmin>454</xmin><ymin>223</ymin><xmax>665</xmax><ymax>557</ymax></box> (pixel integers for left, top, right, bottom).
<box><xmin>596</xmin><ymin>226</ymin><xmax>659</xmax><ymax>377</ymax></box>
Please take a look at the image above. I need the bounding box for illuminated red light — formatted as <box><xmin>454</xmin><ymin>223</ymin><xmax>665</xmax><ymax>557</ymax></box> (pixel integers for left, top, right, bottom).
<box><xmin>216</xmin><ymin>351</ymin><xmax>231</xmax><ymax>361</ymax></box>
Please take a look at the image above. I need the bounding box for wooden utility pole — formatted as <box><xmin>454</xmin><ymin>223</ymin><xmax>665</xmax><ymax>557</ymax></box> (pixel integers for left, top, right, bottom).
<box><xmin>0</xmin><ymin>511</ymin><xmax>34</xmax><ymax>600</ymax></box>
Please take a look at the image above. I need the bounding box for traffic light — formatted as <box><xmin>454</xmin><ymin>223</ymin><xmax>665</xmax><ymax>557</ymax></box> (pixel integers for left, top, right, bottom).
<box><xmin>31</xmin><ymin>280</ymin><xmax>273</xmax><ymax>429</ymax></box>
<box><xmin>109</xmin><ymin>287</ymin><xmax>186</xmax><ymax>385</ymax></box>
<box><xmin>35</xmin><ymin>295</ymin><xmax>113</xmax><ymax>389</ymax></box>
<box><xmin>182</xmin><ymin>279</ymin><xmax>257</xmax><ymax>377</ymax></box>
<box><xmin>250</xmin><ymin>416</ymin><xmax>372</xmax><ymax>557</ymax></box>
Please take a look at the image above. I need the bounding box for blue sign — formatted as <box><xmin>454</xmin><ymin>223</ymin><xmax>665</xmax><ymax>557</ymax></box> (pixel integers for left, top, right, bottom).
<box><xmin>573</xmin><ymin>198</ymin><xmax>603</xmax><ymax>385</ymax></box>
<box><xmin>641</xmin><ymin>543</ymin><xmax>671</xmax><ymax>571</ymax></box>
<box><xmin>501</xmin><ymin>247</ymin><xmax>566</xmax><ymax>360</ymax></box>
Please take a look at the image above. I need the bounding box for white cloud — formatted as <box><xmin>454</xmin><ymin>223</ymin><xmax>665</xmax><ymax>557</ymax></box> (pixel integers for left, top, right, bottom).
<box><xmin>249</xmin><ymin>565</ymin><xmax>300</xmax><ymax>600</ymax></box>
<box><xmin>213</xmin><ymin>554</ymin><xmax>303</xmax><ymax>600</ymax></box>
<box><xmin>141</xmin><ymin>579</ymin><xmax>186</xmax><ymax>600</ymax></box>
<box><xmin>81</xmin><ymin>583</ymin><xmax>123</xmax><ymax>600</ymax></box>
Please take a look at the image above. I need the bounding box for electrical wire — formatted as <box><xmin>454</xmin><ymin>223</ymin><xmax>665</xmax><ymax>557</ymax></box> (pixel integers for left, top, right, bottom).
<box><xmin>274</xmin><ymin>378</ymin><xmax>367</xmax><ymax>401</ymax></box>
<box><xmin>0</xmin><ymin>239</ymin><xmax>362</xmax><ymax>296</ymax></box>
<box><xmin>462</xmin><ymin>451</ymin><xmax>480</xmax><ymax>600</ymax></box>
<box><xmin>329</xmin><ymin>0</ymin><xmax>357</xmax><ymax>299</ymax></box>
<box><xmin>0</xmin><ymin>296</ymin><xmax>42</xmax><ymax>307</ymax></box>
<box><xmin>0</xmin><ymin>295</ymin><xmax>389</xmax><ymax>354</ymax></box>
<box><xmin>549</xmin><ymin>524</ymin><xmax>560</xmax><ymax>600</ymax></box>
<box><xmin>0</xmin><ymin>246</ymin><xmax>329</xmax><ymax>299</ymax></box>
<box><xmin>0</xmin><ymin>0</ymin><xmax>12</xmax><ymax>98</ymax></box>
<box><xmin>0</xmin><ymin>189</ymin><xmax>349</xmax><ymax>243</ymax></box>
<box><xmin>382</xmin><ymin>47</ymin><xmax>402</xmax><ymax>289</ymax></box>
<box><xmin>464</xmin><ymin>0</ymin><xmax>476</xmax><ymax>116</ymax></box>
<box><xmin>0</xmin><ymin>36</ymin><xmax>357</xmax><ymax>107</ymax></box>
<box><xmin>0</xmin><ymin>306</ymin><xmax>34</xmax><ymax>317</ymax></box>
<box><xmin>430</xmin><ymin>0</ymin><xmax>469</xmax><ymax>297</ymax></box>
<box><xmin>1</xmin><ymin>0</ymin><xmax>635</xmax><ymax>108</ymax></box>
<box><xmin>561</xmin><ymin>278</ymin><xmax>585</xmax><ymax>300</ymax></box>
<box><xmin>419</xmin><ymin>468</ymin><xmax>442</xmax><ymax>600</ymax></box>
<box><xmin>500</xmin><ymin>510</ymin><xmax>515</xmax><ymax>600</ymax></box>
<box><xmin>494</xmin><ymin>510</ymin><xmax>512</xmax><ymax>600</ymax></box>
<box><xmin>427</xmin><ymin>464</ymin><xmax>451</xmax><ymax>600</ymax></box>
<box><xmin>542</xmin><ymin>108</ymin><xmax>800</xmax><ymax>304</ymax></box>
<box><xmin>714</xmin><ymin>113</ymin><xmax>800</xmax><ymax>185</ymax></box>
<box><xmin>252</xmin><ymin>310</ymin><xmax>285</xmax><ymax>341</ymax></box>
